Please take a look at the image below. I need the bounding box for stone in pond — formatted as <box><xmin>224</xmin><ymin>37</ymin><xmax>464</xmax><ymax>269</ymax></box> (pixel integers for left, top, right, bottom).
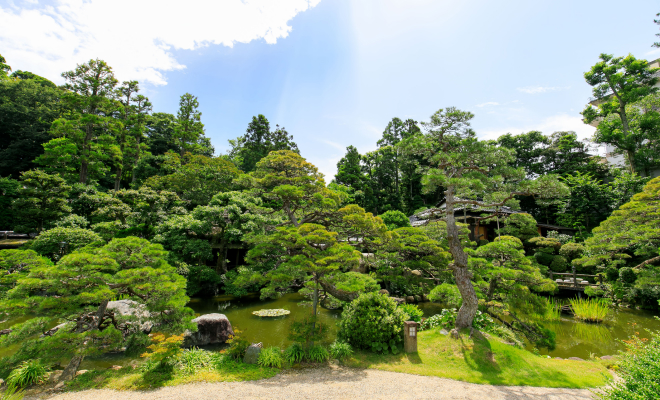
<box><xmin>390</xmin><ymin>297</ymin><xmax>405</xmax><ymax>304</ymax></box>
<box><xmin>405</xmin><ymin>296</ymin><xmax>415</xmax><ymax>304</ymax></box>
<box><xmin>379</xmin><ymin>289</ymin><xmax>389</xmax><ymax>296</ymax></box>
<box><xmin>184</xmin><ymin>313</ymin><xmax>234</xmax><ymax>347</ymax></box>
<box><xmin>601</xmin><ymin>355</ymin><xmax>615</xmax><ymax>360</ymax></box>
<box><xmin>244</xmin><ymin>344</ymin><xmax>262</xmax><ymax>364</ymax></box>
<box><xmin>568</xmin><ymin>357</ymin><xmax>584</xmax><ymax>361</ymax></box>
<box><xmin>107</xmin><ymin>300</ymin><xmax>153</xmax><ymax>333</ymax></box>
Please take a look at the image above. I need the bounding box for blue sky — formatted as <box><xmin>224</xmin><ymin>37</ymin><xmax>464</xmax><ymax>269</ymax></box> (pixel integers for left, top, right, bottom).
<box><xmin>2</xmin><ymin>0</ymin><xmax>660</xmax><ymax>179</ymax></box>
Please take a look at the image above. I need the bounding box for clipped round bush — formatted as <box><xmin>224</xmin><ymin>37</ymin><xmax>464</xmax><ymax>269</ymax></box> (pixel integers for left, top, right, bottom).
<box><xmin>494</xmin><ymin>235</ymin><xmax>523</xmax><ymax>249</ymax></box>
<box><xmin>31</xmin><ymin>227</ymin><xmax>102</xmax><ymax>259</ymax></box>
<box><xmin>550</xmin><ymin>255</ymin><xmax>568</xmax><ymax>272</ymax></box>
<box><xmin>497</xmin><ymin>213</ymin><xmax>540</xmax><ymax>242</ymax></box>
<box><xmin>619</xmin><ymin>267</ymin><xmax>637</xmax><ymax>284</ymax></box>
<box><xmin>534</xmin><ymin>251</ymin><xmax>555</xmax><ymax>267</ymax></box>
<box><xmin>605</xmin><ymin>267</ymin><xmax>620</xmax><ymax>283</ymax></box>
<box><xmin>338</xmin><ymin>292</ymin><xmax>406</xmax><ymax>353</ymax></box>
<box><xmin>559</xmin><ymin>242</ymin><xmax>585</xmax><ymax>261</ymax></box>
<box><xmin>379</xmin><ymin>210</ymin><xmax>411</xmax><ymax>231</ymax></box>
<box><xmin>428</xmin><ymin>283</ymin><xmax>462</xmax><ymax>308</ymax></box>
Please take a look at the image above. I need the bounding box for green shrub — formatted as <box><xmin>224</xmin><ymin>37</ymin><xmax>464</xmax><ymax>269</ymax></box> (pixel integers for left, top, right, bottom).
<box><xmin>30</xmin><ymin>227</ymin><xmax>102</xmax><ymax>260</ymax></box>
<box><xmin>559</xmin><ymin>242</ymin><xmax>584</xmax><ymax>261</ymax></box>
<box><xmin>597</xmin><ymin>331</ymin><xmax>660</xmax><ymax>400</ymax></box>
<box><xmin>283</xmin><ymin>343</ymin><xmax>306</xmax><ymax>364</ymax></box>
<box><xmin>54</xmin><ymin>214</ymin><xmax>89</xmax><ymax>229</ymax></box>
<box><xmin>619</xmin><ymin>267</ymin><xmax>637</xmax><ymax>284</ymax></box>
<box><xmin>338</xmin><ymin>292</ymin><xmax>406</xmax><ymax>354</ymax></box>
<box><xmin>7</xmin><ymin>360</ymin><xmax>47</xmax><ymax>388</ymax></box>
<box><xmin>497</xmin><ymin>213</ymin><xmax>539</xmax><ymax>243</ymax></box>
<box><xmin>399</xmin><ymin>303</ymin><xmax>423</xmax><ymax>322</ymax></box>
<box><xmin>176</xmin><ymin>348</ymin><xmax>214</xmax><ymax>375</ymax></box>
<box><xmin>379</xmin><ymin>210</ymin><xmax>411</xmax><ymax>231</ymax></box>
<box><xmin>124</xmin><ymin>332</ymin><xmax>152</xmax><ymax>357</ymax></box>
<box><xmin>428</xmin><ymin>283</ymin><xmax>462</xmax><ymax>308</ymax></box>
<box><xmin>306</xmin><ymin>345</ymin><xmax>329</xmax><ymax>363</ymax></box>
<box><xmin>225</xmin><ymin>330</ymin><xmax>250</xmax><ymax>360</ymax></box>
<box><xmin>420</xmin><ymin>309</ymin><xmax>496</xmax><ymax>332</ymax></box>
<box><xmin>550</xmin><ymin>255</ymin><xmax>568</xmax><ymax>272</ymax></box>
<box><xmin>329</xmin><ymin>341</ymin><xmax>353</xmax><ymax>360</ymax></box>
<box><xmin>606</xmin><ymin>267</ymin><xmax>619</xmax><ymax>282</ymax></box>
<box><xmin>494</xmin><ymin>235</ymin><xmax>523</xmax><ymax>249</ymax></box>
<box><xmin>585</xmin><ymin>286</ymin><xmax>605</xmax><ymax>297</ymax></box>
<box><xmin>534</xmin><ymin>251</ymin><xmax>555</xmax><ymax>267</ymax></box>
<box><xmin>258</xmin><ymin>347</ymin><xmax>283</xmax><ymax>368</ymax></box>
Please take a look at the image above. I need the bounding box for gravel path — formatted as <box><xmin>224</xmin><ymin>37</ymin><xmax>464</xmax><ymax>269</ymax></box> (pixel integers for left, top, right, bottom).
<box><xmin>44</xmin><ymin>366</ymin><xmax>597</xmax><ymax>400</ymax></box>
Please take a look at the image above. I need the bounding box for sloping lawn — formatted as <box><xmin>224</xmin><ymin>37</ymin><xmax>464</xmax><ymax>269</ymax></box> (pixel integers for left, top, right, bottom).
<box><xmin>343</xmin><ymin>329</ymin><xmax>611</xmax><ymax>388</ymax></box>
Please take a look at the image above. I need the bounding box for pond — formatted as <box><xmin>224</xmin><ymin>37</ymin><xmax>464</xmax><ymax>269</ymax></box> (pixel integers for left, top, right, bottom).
<box><xmin>2</xmin><ymin>293</ymin><xmax>659</xmax><ymax>369</ymax></box>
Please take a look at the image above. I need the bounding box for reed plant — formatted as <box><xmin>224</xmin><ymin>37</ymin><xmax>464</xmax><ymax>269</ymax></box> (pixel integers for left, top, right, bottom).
<box><xmin>6</xmin><ymin>360</ymin><xmax>47</xmax><ymax>389</ymax></box>
<box><xmin>570</xmin><ymin>298</ymin><xmax>610</xmax><ymax>323</ymax></box>
<box><xmin>545</xmin><ymin>298</ymin><xmax>562</xmax><ymax>322</ymax></box>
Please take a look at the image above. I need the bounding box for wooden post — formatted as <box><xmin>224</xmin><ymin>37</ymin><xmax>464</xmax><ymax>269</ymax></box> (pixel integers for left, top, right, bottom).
<box><xmin>571</xmin><ymin>266</ymin><xmax>577</xmax><ymax>289</ymax></box>
<box><xmin>598</xmin><ymin>273</ymin><xmax>603</xmax><ymax>285</ymax></box>
<box><xmin>549</xmin><ymin>271</ymin><xmax>554</xmax><ymax>282</ymax></box>
<box><xmin>404</xmin><ymin>321</ymin><xmax>418</xmax><ymax>353</ymax></box>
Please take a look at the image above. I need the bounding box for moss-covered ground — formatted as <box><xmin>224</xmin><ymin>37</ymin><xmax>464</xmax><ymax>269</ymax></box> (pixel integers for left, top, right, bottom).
<box><xmin>343</xmin><ymin>329</ymin><xmax>612</xmax><ymax>388</ymax></box>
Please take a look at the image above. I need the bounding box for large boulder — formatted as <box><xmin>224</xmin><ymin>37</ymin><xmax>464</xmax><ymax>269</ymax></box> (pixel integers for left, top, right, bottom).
<box><xmin>184</xmin><ymin>313</ymin><xmax>234</xmax><ymax>347</ymax></box>
<box><xmin>107</xmin><ymin>300</ymin><xmax>152</xmax><ymax>333</ymax></box>
<box><xmin>243</xmin><ymin>343</ymin><xmax>262</xmax><ymax>364</ymax></box>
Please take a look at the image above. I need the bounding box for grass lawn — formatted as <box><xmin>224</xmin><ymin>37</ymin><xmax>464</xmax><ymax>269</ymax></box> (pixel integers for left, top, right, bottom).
<box><xmin>343</xmin><ymin>329</ymin><xmax>612</xmax><ymax>388</ymax></box>
<box><xmin>65</xmin><ymin>359</ymin><xmax>279</xmax><ymax>391</ymax></box>
<box><xmin>56</xmin><ymin>329</ymin><xmax>611</xmax><ymax>392</ymax></box>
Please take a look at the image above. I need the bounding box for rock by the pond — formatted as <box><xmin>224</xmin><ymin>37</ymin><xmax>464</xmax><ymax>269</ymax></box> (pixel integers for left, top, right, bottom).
<box><xmin>601</xmin><ymin>355</ymin><xmax>615</xmax><ymax>360</ymax></box>
<box><xmin>0</xmin><ymin>378</ymin><xmax>4</xmax><ymax>386</ymax></box>
<box><xmin>390</xmin><ymin>297</ymin><xmax>405</xmax><ymax>304</ymax></box>
<box><xmin>554</xmin><ymin>357</ymin><xmax>563</xmax><ymax>360</ymax></box>
<box><xmin>414</xmin><ymin>295</ymin><xmax>421</xmax><ymax>303</ymax></box>
<box><xmin>568</xmin><ymin>357</ymin><xmax>584</xmax><ymax>361</ymax></box>
<box><xmin>379</xmin><ymin>289</ymin><xmax>390</xmax><ymax>296</ymax></box>
<box><xmin>243</xmin><ymin>344</ymin><xmax>262</xmax><ymax>364</ymax></box>
<box><xmin>107</xmin><ymin>300</ymin><xmax>152</xmax><ymax>333</ymax></box>
<box><xmin>48</xmin><ymin>371</ymin><xmax>63</xmax><ymax>383</ymax></box>
<box><xmin>410</xmin><ymin>270</ymin><xmax>422</xmax><ymax>277</ymax></box>
<box><xmin>184</xmin><ymin>313</ymin><xmax>234</xmax><ymax>347</ymax></box>
<box><xmin>0</xmin><ymin>329</ymin><xmax>11</xmax><ymax>336</ymax></box>
<box><xmin>439</xmin><ymin>329</ymin><xmax>449</xmax><ymax>335</ymax></box>
<box><xmin>110</xmin><ymin>365</ymin><xmax>122</xmax><ymax>371</ymax></box>
<box><xmin>75</xmin><ymin>370</ymin><xmax>89</xmax><ymax>376</ymax></box>
<box><xmin>405</xmin><ymin>296</ymin><xmax>415</xmax><ymax>304</ymax></box>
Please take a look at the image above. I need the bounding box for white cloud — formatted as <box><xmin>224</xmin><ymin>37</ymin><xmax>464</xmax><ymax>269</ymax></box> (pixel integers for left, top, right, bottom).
<box><xmin>476</xmin><ymin>101</ymin><xmax>500</xmax><ymax>107</ymax></box>
<box><xmin>479</xmin><ymin>113</ymin><xmax>596</xmax><ymax>142</ymax></box>
<box><xmin>0</xmin><ymin>0</ymin><xmax>321</xmax><ymax>85</ymax></box>
<box><xmin>517</xmin><ymin>86</ymin><xmax>570</xmax><ymax>94</ymax></box>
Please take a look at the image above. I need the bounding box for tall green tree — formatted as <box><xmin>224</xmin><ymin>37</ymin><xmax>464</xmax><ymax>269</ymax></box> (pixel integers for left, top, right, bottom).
<box><xmin>230</xmin><ymin>115</ymin><xmax>299</xmax><ymax>173</ymax></box>
<box><xmin>248</xmin><ymin>150</ymin><xmax>340</xmax><ymax>227</ymax></box>
<box><xmin>402</xmin><ymin>107</ymin><xmax>567</xmax><ymax>330</ymax></box>
<box><xmin>113</xmin><ymin>81</ymin><xmax>152</xmax><ymax>190</ymax></box>
<box><xmin>0</xmin><ymin>54</ymin><xmax>10</xmax><ymax>79</ymax></box>
<box><xmin>0</xmin><ymin>72</ymin><xmax>63</xmax><ymax>178</ymax></box>
<box><xmin>0</xmin><ymin>237</ymin><xmax>192</xmax><ymax>381</ymax></box>
<box><xmin>174</xmin><ymin>93</ymin><xmax>210</xmax><ymax>157</ymax></box>
<box><xmin>245</xmin><ymin>223</ymin><xmax>360</xmax><ymax>317</ymax></box>
<box><xmin>582</xmin><ymin>54</ymin><xmax>659</xmax><ymax>174</ymax></box>
<box><xmin>36</xmin><ymin>59</ymin><xmax>120</xmax><ymax>184</ymax></box>
<box><xmin>12</xmin><ymin>170</ymin><xmax>71</xmax><ymax>233</ymax></box>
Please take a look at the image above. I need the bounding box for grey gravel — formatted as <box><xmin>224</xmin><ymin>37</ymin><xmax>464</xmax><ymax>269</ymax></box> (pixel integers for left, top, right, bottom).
<box><xmin>44</xmin><ymin>365</ymin><xmax>597</xmax><ymax>400</ymax></box>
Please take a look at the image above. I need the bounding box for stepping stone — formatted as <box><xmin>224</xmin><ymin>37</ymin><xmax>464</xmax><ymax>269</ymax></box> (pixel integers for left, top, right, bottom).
<box><xmin>601</xmin><ymin>355</ymin><xmax>615</xmax><ymax>360</ymax></box>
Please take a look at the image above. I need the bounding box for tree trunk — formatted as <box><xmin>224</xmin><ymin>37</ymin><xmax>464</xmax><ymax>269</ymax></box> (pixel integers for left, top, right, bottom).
<box><xmin>79</xmin><ymin>124</ymin><xmax>93</xmax><ymax>184</ymax></box>
<box><xmin>445</xmin><ymin>187</ymin><xmax>479</xmax><ymax>331</ymax></box>
<box><xmin>114</xmin><ymin>166</ymin><xmax>123</xmax><ymax>191</ymax></box>
<box><xmin>61</xmin><ymin>300</ymin><xmax>109</xmax><ymax>382</ymax></box>
<box><xmin>319</xmin><ymin>279</ymin><xmax>360</xmax><ymax>302</ymax></box>
<box><xmin>60</xmin><ymin>355</ymin><xmax>84</xmax><ymax>382</ymax></box>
